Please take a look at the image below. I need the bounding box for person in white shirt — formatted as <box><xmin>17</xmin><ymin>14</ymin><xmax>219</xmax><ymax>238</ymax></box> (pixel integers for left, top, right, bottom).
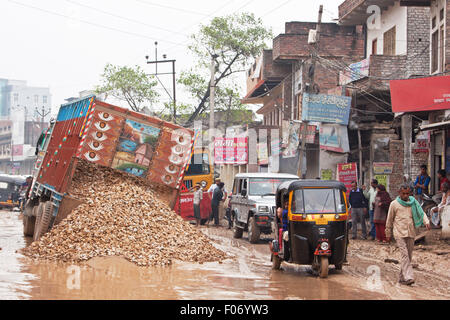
<box><xmin>190</xmin><ymin>183</ymin><xmax>203</xmax><ymax>227</ymax></box>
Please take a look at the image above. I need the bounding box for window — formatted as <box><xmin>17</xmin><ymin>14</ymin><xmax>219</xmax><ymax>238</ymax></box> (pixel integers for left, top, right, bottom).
<box><xmin>13</xmin><ymin>93</ymin><xmax>19</xmax><ymax>104</ymax></box>
<box><xmin>383</xmin><ymin>26</ymin><xmax>396</xmax><ymax>55</ymax></box>
<box><xmin>292</xmin><ymin>188</ymin><xmax>346</xmax><ymax>214</ymax></box>
<box><xmin>372</xmin><ymin>39</ymin><xmax>377</xmax><ymax>55</ymax></box>
<box><xmin>43</xmin><ymin>95</ymin><xmax>48</xmax><ymax>104</ymax></box>
<box><xmin>431</xmin><ymin>30</ymin><xmax>439</xmax><ymax>73</ymax></box>
<box><xmin>372</xmin><ymin>38</ymin><xmax>377</xmax><ymax>55</ymax></box>
<box><xmin>34</xmin><ymin>95</ymin><xmax>39</xmax><ymax>104</ymax></box>
<box><xmin>185</xmin><ymin>153</ymin><xmax>210</xmax><ymax>175</ymax></box>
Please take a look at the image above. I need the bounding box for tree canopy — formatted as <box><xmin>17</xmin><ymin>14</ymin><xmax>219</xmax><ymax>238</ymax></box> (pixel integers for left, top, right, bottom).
<box><xmin>96</xmin><ymin>63</ymin><xmax>159</xmax><ymax>113</ymax></box>
<box><xmin>180</xmin><ymin>12</ymin><xmax>272</xmax><ymax>126</ymax></box>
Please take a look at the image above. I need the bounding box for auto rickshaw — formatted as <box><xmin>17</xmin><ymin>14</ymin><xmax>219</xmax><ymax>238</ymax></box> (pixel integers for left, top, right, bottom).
<box><xmin>270</xmin><ymin>180</ymin><xmax>349</xmax><ymax>278</ymax></box>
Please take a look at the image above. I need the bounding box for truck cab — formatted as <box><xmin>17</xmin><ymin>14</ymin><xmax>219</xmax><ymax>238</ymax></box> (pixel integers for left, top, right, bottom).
<box><xmin>230</xmin><ymin>173</ymin><xmax>299</xmax><ymax>243</ymax></box>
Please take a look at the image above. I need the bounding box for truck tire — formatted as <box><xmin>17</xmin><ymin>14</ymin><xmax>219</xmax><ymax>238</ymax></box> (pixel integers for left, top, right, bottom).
<box><xmin>23</xmin><ymin>200</ymin><xmax>36</xmax><ymax>237</ymax></box>
<box><xmin>38</xmin><ymin>201</ymin><xmax>54</xmax><ymax>238</ymax></box>
<box><xmin>23</xmin><ymin>215</ymin><xmax>36</xmax><ymax>237</ymax></box>
<box><xmin>248</xmin><ymin>216</ymin><xmax>260</xmax><ymax>244</ymax></box>
<box><xmin>233</xmin><ymin>216</ymin><xmax>243</xmax><ymax>239</ymax></box>
<box><xmin>33</xmin><ymin>202</ymin><xmax>45</xmax><ymax>242</ymax></box>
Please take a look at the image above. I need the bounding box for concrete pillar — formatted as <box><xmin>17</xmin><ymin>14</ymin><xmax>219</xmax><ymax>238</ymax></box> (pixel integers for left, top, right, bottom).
<box><xmin>402</xmin><ymin>114</ymin><xmax>412</xmax><ymax>180</ymax></box>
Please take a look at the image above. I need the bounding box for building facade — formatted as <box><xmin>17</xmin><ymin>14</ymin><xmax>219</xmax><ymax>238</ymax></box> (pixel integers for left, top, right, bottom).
<box><xmin>0</xmin><ymin>79</ymin><xmax>51</xmax><ymax>175</ymax></box>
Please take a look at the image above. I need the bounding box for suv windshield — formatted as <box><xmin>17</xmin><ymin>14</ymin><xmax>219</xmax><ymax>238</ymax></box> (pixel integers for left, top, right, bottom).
<box><xmin>249</xmin><ymin>178</ymin><xmax>293</xmax><ymax>196</ymax></box>
<box><xmin>292</xmin><ymin>188</ymin><xmax>346</xmax><ymax>214</ymax></box>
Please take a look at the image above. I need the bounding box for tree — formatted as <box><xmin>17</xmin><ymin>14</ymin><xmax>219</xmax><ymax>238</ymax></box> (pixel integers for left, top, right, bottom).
<box><xmin>96</xmin><ymin>63</ymin><xmax>159</xmax><ymax>113</ymax></box>
<box><xmin>181</xmin><ymin>12</ymin><xmax>272</xmax><ymax>126</ymax></box>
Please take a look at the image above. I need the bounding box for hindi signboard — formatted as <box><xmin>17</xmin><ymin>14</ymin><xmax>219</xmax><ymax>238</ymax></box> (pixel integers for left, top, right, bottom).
<box><xmin>214</xmin><ymin>137</ymin><xmax>248</xmax><ymax>165</ymax></box>
<box><xmin>302</xmin><ymin>93</ymin><xmax>351</xmax><ymax>125</ymax></box>
<box><xmin>339</xmin><ymin>58</ymin><xmax>370</xmax><ymax>86</ymax></box>
<box><xmin>337</xmin><ymin>163</ymin><xmax>358</xmax><ymax>196</ymax></box>
<box><xmin>373</xmin><ymin>162</ymin><xmax>394</xmax><ymax>175</ymax></box>
<box><xmin>321</xmin><ymin>169</ymin><xmax>333</xmax><ymax>180</ymax></box>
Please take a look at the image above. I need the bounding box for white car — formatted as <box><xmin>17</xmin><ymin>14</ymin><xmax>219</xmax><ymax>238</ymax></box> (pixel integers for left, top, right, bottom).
<box><xmin>230</xmin><ymin>172</ymin><xmax>299</xmax><ymax>243</ymax></box>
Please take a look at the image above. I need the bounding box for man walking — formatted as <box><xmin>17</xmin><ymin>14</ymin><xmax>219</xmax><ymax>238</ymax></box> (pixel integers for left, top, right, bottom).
<box><xmin>363</xmin><ymin>179</ymin><xmax>378</xmax><ymax>240</ymax></box>
<box><xmin>349</xmin><ymin>181</ymin><xmax>368</xmax><ymax>240</ymax></box>
<box><xmin>386</xmin><ymin>184</ymin><xmax>431</xmax><ymax>285</ymax></box>
<box><xmin>208</xmin><ymin>178</ymin><xmax>228</xmax><ymax>223</ymax></box>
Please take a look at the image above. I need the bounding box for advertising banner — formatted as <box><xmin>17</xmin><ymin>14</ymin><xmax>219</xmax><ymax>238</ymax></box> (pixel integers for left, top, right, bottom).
<box><xmin>302</xmin><ymin>93</ymin><xmax>352</xmax><ymax>125</ymax></box>
<box><xmin>337</xmin><ymin>163</ymin><xmax>358</xmax><ymax>195</ymax></box>
<box><xmin>321</xmin><ymin>169</ymin><xmax>333</xmax><ymax>180</ymax></box>
<box><xmin>373</xmin><ymin>162</ymin><xmax>394</xmax><ymax>175</ymax></box>
<box><xmin>390</xmin><ymin>75</ymin><xmax>450</xmax><ymax>112</ymax></box>
<box><xmin>339</xmin><ymin>58</ymin><xmax>370</xmax><ymax>85</ymax></box>
<box><xmin>374</xmin><ymin>174</ymin><xmax>388</xmax><ymax>191</ymax></box>
<box><xmin>319</xmin><ymin>124</ymin><xmax>349</xmax><ymax>153</ymax></box>
<box><xmin>214</xmin><ymin>137</ymin><xmax>248</xmax><ymax>165</ymax></box>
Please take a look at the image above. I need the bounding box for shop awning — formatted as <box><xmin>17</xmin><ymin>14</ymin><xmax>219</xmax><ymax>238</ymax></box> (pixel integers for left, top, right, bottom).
<box><xmin>419</xmin><ymin>120</ymin><xmax>450</xmax><ymax>131</ymax></box>
<box><xmin>390</xmin><ymin>75</ymin><xmax>450</xmax><ymax>112</ymax></box>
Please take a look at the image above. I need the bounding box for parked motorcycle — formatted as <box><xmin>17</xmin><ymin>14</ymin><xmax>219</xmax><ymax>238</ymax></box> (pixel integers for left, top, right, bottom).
<box><xmin>420</xmin><ymin>194</ymin><xmax>439</xmax><ymax>218</ymax></box>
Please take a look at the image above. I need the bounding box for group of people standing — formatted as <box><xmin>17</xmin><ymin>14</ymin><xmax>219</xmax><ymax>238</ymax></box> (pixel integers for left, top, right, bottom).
<box><xmin>191</xmin><ymin>178</ymin><xmax>227</xmax><ymax>227</ymax></box>
<box><xmin>347</xmin><ymin>163</ymin><xmax>450</xmax><ymax>286</ymax></box>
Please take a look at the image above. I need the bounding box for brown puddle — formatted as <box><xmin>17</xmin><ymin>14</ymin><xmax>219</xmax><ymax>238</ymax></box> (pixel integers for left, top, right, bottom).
<box><xmin>1</xmin><ymin>211</ymin><xmax>386</xmax><ymax>300</ymax></box>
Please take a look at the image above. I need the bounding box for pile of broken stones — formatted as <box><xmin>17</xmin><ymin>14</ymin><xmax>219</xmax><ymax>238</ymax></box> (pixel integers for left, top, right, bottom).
<box><xmin>23</xmin><ymin>160</ymin><xmax>228</xmax><ymax>266</ymax></box>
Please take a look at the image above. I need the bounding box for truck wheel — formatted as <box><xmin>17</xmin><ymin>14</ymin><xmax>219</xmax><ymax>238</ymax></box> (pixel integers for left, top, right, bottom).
<box><xmin>38</xmin><ymin>201</ymin><xmax>54</xmax><ymax>238</ymax></box>
<box><xmin>319</xmin><ymin>256</ymin><xmax>329</xmax><ymax>278</ymax></box>
<box><xmin>33</xmin><ymin>202</ymin><xmax>45</xmax><ymax>242</ymax></box>
<box><xmin>233</xmin><ymin>216</ymin><xmax>243</xmax><ymax>239</ymax></box>
<box><xmin>248</xmin><ymin>216</ymin><xmax>260</xmax><ymax>244</ymax></box>
<box><xmin>272</xmin><ymin>253</ymin><xmax>282</xmax><ymax>270</ymax></box>
<box><xmin>23</xmin><ymin>215</ymin><xmax>36</xmax><ymax>237</ymax></box>
<box><xmin>335</xmin><ymin>263</ymin><xmax>343</xmax><ymax>270</ymax></box>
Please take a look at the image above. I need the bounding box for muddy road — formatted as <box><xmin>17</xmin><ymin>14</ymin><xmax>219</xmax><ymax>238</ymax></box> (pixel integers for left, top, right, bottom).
<box><xmin>0</xmin><ymin>210</ymin><xmax>448</xmax><ymax>300</ymax></box>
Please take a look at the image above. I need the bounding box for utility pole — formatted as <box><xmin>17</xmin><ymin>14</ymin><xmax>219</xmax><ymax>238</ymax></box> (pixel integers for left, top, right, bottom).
<box><xmin>36</xmin><ymin>105</ymin><xmax>50</xmax><ymax>131</ymax></box>
<box><xmin>209</xmin><ymin>55</ymin><xmax>218</xmax><ymax>143</ymax></box>
<box><xmin>297</xmin><ymin>4</ymin><xmax>323</xmax><ymax>179</ymax></box>
<box><xmin>146</xmin><ymin>42</ymin><xmax>177</xmax><ymax>123</ymax></box>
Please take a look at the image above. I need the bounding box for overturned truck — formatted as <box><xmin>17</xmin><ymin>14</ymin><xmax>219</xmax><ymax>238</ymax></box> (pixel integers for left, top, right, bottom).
<box><xmin>23</xmin><ymin>95</ymin><xmax>193</xmax><ymax>241</ymax></box>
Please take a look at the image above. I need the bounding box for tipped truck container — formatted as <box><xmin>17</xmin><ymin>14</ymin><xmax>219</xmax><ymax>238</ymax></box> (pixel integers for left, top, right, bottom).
<box><xmin>23</xmin><ymin>95</ymin><xmax>194</xmax><ymax>240</ymax></box>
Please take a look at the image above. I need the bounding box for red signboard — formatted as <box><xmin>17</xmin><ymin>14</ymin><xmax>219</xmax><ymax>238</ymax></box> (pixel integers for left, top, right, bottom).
<box><xmin>214</xmin><ymin>137</ymin><xmax>248</xmax><ymax>164</ymax></box>
<box><xmin>337</xmin><ymin>163</ymin><xmax>358</xmax><ymax>196</ymax></box>
<box><xmin>390</xmin><ymin>75</ymin><xmax>450</xmax><ymax>112</ymax></box>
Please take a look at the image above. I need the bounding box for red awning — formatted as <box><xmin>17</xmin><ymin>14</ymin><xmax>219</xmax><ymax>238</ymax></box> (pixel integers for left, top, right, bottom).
<box><xmin>390</xmin><ymin>75</ymin><xmax>450</xmax><ymax>112</ymax></box>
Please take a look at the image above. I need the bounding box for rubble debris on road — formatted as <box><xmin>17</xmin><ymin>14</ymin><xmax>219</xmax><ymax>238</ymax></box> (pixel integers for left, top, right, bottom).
<box><xmin>22</xmin><ymin>160</ymin><xmax>228</xmax><ymax>266</ymax></box>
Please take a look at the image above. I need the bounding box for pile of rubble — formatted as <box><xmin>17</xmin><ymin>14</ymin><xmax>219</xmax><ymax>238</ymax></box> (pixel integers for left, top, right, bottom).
<box><xmin>23</xmin><ymin>160</ymin><xmax>228</xmax><ymax>266</ymax></box>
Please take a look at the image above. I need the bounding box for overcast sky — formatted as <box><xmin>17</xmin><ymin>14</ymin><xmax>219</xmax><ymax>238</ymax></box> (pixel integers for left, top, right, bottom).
<box><xmin>0</xmin><ymin>0</ymin><xmax>342</xmax><ymax>116</ymax></box>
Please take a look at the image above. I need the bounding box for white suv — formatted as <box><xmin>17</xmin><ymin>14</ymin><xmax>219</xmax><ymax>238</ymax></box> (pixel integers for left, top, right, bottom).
<box><xmin>230</xmin><ymin>173</ymin><xmax>299</xmax><ymax>243</ymax></box>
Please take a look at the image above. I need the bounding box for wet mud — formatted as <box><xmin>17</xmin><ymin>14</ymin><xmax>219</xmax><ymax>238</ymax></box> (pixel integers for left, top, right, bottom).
<box><xmin>1</xmin><ymin>211</ymin><xmax>447</xmax><ymax>300</ymax></box>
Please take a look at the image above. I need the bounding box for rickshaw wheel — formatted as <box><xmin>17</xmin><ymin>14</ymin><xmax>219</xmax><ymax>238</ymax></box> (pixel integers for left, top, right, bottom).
<box><xmin>319</xmin><ymin>256</ymin><xmax>329</xmax><ymax>278</ymax></box>
<box><xmin>272</xmin><ymin>253</ymin><xmax>282</xmax><ymax>270</ymax></box>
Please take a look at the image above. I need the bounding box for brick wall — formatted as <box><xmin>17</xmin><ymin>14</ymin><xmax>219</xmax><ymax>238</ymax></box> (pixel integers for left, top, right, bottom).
<box><xmin>368</xmin><ymin>55</ymin><xmax>407</xmax><ymax>90</ymax></box>
<box><xmin>338</xmin><ymin>0</ymin><xmax>365</xmax><ymax>20</ymax></box>
<box><xmin>407</xmin><ymin>6</ymin><xmax>431</xmax><ymax>77</ymax></box>
<box><xmin>273</xmin><ymin>23</ymin><xmax>364</xmax><ymax>61</ymax></box>
<box><xmin>389</xmin><ymin>139</ymin><xmax>404</xmax><ymax>198</ymax></box>
<box><xmin>262</xmin><ymin>50</ymin><xmax>291</xmax><ymax>80</ymax></box>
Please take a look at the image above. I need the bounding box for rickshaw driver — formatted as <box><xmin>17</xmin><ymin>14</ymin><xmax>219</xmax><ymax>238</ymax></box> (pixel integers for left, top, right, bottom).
<box><xmin>277</xmin><ymin>195</ymin><xmax>291</xmax><ymax>260</ymax></box>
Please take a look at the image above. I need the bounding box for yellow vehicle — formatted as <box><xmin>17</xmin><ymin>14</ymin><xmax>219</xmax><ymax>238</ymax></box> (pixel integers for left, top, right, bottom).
<box><xmin>270</xmin><ymin>180</ymin><xmax>349</xmax><ymax>278</ymax></box>
<box><xmin>181</xmin><ymin>148</ymin><xmax>214</xmax><ymax>191</ymax></box>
